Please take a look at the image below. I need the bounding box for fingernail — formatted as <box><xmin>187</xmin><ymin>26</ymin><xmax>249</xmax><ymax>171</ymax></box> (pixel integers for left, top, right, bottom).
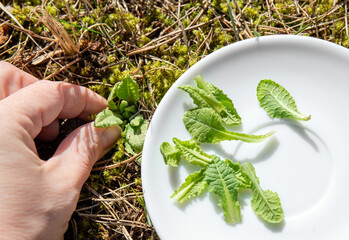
<box><xmin>101</xmin><ymin>126</ymin><xmax>121</xmax><ymax>148</ymax></box>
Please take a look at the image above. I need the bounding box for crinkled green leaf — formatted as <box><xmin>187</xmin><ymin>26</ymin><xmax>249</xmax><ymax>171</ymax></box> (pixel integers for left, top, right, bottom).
<box><xmin>179</xmin><ymin>75</ymin><xmax>241</xmax><ymax>125</ymax></box>
<box><xmin>119</xmin><ymin>100</ymin><xmax>129</xmax><ymax>112</ymax></box>
<box><xmin>257</xmin><ymin>79</ymin><xmax>311</xmax><ymax>121</ymax></box>
<box><xmin>125</xmin><ymin>115</ymin><xmax>149</xmax><ymax>153</ymax></box>
<box><xmin>172</xmin><ymin>137</ymin><xmax>212</xmax><ymax>167</ymax></box>
<box><xmin>205</xmin><ymin>156</ymin><xmax>241</xmax><ymax>224</ymax></box>
<box><xmin>171</xmin><ymin>168</ymin><xmax>207</xmax><ymax>203</ymax></box>
<box><xmin>183</xmin><ymin>108</ymin><xmax>274</xmax><ymax>143</ymax></box>
<box><xmin>195</xmin><ymin>75</ymin><xmax>241</xmax><ymax>125</ymax></box>
<box><xmin>225</xmin><ymin>159</ymin><xmax>251</xmax><ymax>189</ymax></box>
<box><xmin>117</xmin><ymin>75</ymin><xmax>139</xmax><ymax>104</ymax></box>
<box><xmin>160</xmin><ymin>142</ymin><xmax>181</xmax><ymax>167</ymax></box>
<box><xmin>107</xmin><ymin>82</ymin><xmax>119</xmax><ymax>111</ymax></box>
<box><xmin>130</xmin><ymin>115</ymin><xmax>143</xmax><ymax>127</ymax></box>
<box><xmin>94</xmin><ymin>109</ymin><xmax>123</xmax><ymax>128</ymax></box>
<box><xmin>241</xmin><ymin>163</ymin><xmax>284</xmax><ymax>223</ymax></box>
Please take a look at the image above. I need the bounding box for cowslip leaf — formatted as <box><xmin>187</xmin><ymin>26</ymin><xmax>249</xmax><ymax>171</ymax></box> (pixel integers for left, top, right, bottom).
<box><xmin>257</xmin><ymin>79</ymin><xmax>311</xmax><ymax>121</ymax></box>
<box><xmin>172</xmin><ymin>137</ymin><xmax>212</xmax><ymax>167</ymax></box>
<box><xmin>195</xmin><ymin>75</ymin><xmax>241</xmax><ymax>125</ymax></box>
<box><xmin>125</xmin><ymin>115</ymin><xmax>149</xmax><ymax>153</ymax></box>
<box><xmin>160</xmin><ymin>142</ymin><xmax>181</xmax><ymax>167</ymax></box>
<box><xmin>205</xmin><ymin>156</ymin><xmax>241</xmax><ymax>224</ymax></box>
<box><xmin>225</xmin><ymin>159</ymin><xmax>251</xmax><ymax>189</ymax></box>
<box><xmin>107</xmin><ymin>82</ymin><xmax>119</xmax><ymax>111</ymax></box>
<box><xmin>179</xmin><ymin>75</ymin><xmax>241</xmax><ymax>125</ymax></box>
<box><xmin>171</xmin><ymin>168</ymin><xmax>207</xmax><ymax>203</ymax></box>
<box><xmin>241</xmin><ymin>163</ymin><xmax>284</xmax><ymax>223</ymax></box>
<box><xmin>183</xmin><ymin>108</ymin><xmax>274</xmax><ymax>143</ymax></box>
<box><xmin>94</xmin><ymin>109</ymin><xmax>123</xmax><ymax>128</ymax></box>
<box><xmin>117</xmin><ymin>75</ymin><xmax>139</xmax><ymax>104</ymax></box>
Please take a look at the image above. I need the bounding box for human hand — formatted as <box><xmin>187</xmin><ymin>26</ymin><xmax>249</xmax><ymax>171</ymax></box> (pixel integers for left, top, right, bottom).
<box><xmin>0</xmin><ymin>62</ymin><xmax>120</xmax><ymax>240</ymax></box>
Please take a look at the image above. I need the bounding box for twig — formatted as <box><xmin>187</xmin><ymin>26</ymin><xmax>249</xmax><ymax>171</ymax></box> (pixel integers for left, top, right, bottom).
<box><xmin>84</xmin><ymin>183</ymin><xmax>133</xmax><ymax>240</ymax></box>
<box><xmin>92</xmin><ymin>152</ymin><xmax>142</xmax><ymax>171</ymax></box>
<box><xmin>44</xmin><ymin>57</ymin><xmax>80</xmax><ymax>80</ymax></box>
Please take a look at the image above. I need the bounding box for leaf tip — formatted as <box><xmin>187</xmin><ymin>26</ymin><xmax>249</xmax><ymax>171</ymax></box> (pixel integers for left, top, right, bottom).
<box><xmin>304</xmin><ymin>115</ymin><xmax>311</xmax><ymax>121</ymax></box>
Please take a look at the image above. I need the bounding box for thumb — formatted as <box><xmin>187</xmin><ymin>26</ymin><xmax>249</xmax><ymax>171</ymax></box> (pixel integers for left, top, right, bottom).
<box><xmin>45</xmin><ymin>122</ymin><xmax>121</xmax><ymax>189</ymax></box>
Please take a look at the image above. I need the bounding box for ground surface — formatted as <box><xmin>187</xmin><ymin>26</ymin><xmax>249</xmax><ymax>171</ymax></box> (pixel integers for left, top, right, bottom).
<box><xmin>0</xmin><ymin>0</ymin><xmax>347</xmax><ymax>239</ymax></box>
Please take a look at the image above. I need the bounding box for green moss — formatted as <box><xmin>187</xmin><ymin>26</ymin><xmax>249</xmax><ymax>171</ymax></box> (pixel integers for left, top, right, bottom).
<box><xmin>11</xmin><ymin>3</ymin><xmax>33</xmax><ymax>26</ymax></box>
<box><xmin>176</xmin><ymin>55</ymin><xmax>188</xmax><ymax>67</ymax></box>
<box><xmin>244</xmin><ymin>7</ymin><xmax>260</xmax><ymax>20</ymax></box>
<box><xmin>212</xmin><ymin>0</ymin><xmax>222</xmax><ymax>9</ymax></box>
<box><xmin>103</xmin><ymin>168</ymin><xmax>121</xmax><ymax>183</ymax></box>
<box><xmin>46</xmin><ymin>5</ymin><xmax>57</xmax><ymax>16</ymax></box>
<box><xmin>138</xmin><ymin>35</ymin><xmax>151</xmax><ymax>47</ymax></box>
<box><xmin>88</xmin><ymin>84</ymin><xmax>109</xmax><ymax>99</ymax></box>
<box><xmin>89</xmin><ymin>175</ymin><xmax>101</xmax><ymax>191</ymax></box>
<box><xmin>135</xmin><ymin>177</ymin><xmax>142</xmax><ymax>186</ymax></box>
<box><xmin>107</xmin><ymin>55</ymin><xmax>117</xmax><ymax>64</ymax></box>
<box><xmin>317</xmin><ymin>0</ymin><xmax>333</xmax><ymax>14</ymax></box>
<box><xmin>334</xmin><ymin>21</ymin><xmax>345</xmax><ymax>33</ymax></box>
<box><xmin>342</xmin><ymin>37</ymin><xmax>349</xmax><ymax>48</ymax></box>
<box><xmin>112</xmin><ymin>136</ymin><xmax>126</xmax><ymax>161</ymax></box>
<box><xmin>103</xmin><ymin>9</ymin><xmax>138</xmax><ymax>36</ymax></box>
<box><xmin>82</xmin><ymin>16</ymin><xmax>96</xmax><ymax>26</ymax></box>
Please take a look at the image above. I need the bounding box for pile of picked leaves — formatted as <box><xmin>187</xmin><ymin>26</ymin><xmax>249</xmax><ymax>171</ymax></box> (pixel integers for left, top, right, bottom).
<box><xmin>0</xmin><ymin>0</ymin><xmax>348</xmax><ymax>239</ymax></box>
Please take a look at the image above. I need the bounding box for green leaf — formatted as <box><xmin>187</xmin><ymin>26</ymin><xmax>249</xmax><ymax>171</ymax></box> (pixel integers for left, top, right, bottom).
<box><xmin>107</xmin><ymin>82</ymin><xmax>119</xmax><ymax>111</ymax></box>
<box><xmin>205</xmin><ymin>156</ymin><xmax>241</xmax><ymax>224</ymax></box>
<box><xmin>171</xmin><ymin>168</ymin><xmax>207</xmax><ymax>203</ymax></box>
<box><xmin>179</xmin><ymin>75</ymin><xmax>241</xmax><ymax>125</ymax></box>
<box><xmin>117</xmin><ymin>75</ymin><xmax>139</xmax><ymax>104</ymax></box>
<box><xmin>130</xmin><ymin>115</ymin><xmax>143</xmax><ymax>127</ymax></box>
<box><xmin>125</xmin><ymin>115</ymin><xmax>149</xmax><ymax>153</ymax></box>
<box><xmin>160</xmin><ymin>142</ymin><xmax>181</xmax><ymax>167</ymax></box>
<box><xmin>257</xmin><ymin>79</ymin><xmax>311</xmax><ymax>121</ymax></box>
<box><xmin>183</xmin><ymin>108</ymin><xmax>274</xmax><ymax>143</ymax></box>
<box><xmin>241</xmin><ymin>163</ymin><xmax>284</xmax><ymax>223</ymax></box>
<box><xmin>94</xmin><ymin>109</ymin><xmax>123</xmax><ymax>128</ymax></box>
<box><xmin>225</xmin><ymin>159</ymin><xmax>251</xmax><ymax>189</ymax></box>
<box><xmin>172</xmin><ymin>137</ymin><xmax>212</xmax><ymax>167</ymax></box>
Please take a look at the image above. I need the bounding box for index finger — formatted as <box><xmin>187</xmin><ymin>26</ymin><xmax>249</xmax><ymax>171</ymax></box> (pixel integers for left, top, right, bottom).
<box><xmin>0</xmin><ymin>61</ymin><xmax>38</xmax><ymax>99</ymax></box>
<box><xmin>0</xmin><ymin>80</ymin><xmax>107</xmax><ymax>139</ymax></box>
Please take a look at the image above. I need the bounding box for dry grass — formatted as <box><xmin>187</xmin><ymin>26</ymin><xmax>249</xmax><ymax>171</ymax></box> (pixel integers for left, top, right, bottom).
<box><xmin>0</xmin><ymin>0</ymin><xmax>347</xmax><ymax>239</ymax></box>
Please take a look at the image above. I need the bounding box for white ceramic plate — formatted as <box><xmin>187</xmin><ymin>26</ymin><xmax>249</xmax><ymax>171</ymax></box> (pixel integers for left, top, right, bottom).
<box><xmin>141</xmin><ymin>35</ymin><xmax>349</xmax><ymax>240</ymax></box>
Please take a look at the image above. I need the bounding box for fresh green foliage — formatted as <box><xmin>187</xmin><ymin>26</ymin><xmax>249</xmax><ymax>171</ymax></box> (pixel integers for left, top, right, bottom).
<box><xmin>183</xmin><ymin>108</ymin><xmax>274</xmax><ymax>143</ymax></box>
<box><xmin>241</xmin><ymin>163</ymin><xmax>284</xmax><ymax>223</ymax></box>
<box><xmin>94</xmin><ymin>75</ymin><xmax>146</xmax><ymax>155</ymax></box>
<box><xmin>119</xmin><ymin>100</ymin><xmax>137</xmax><ymax>119</ymax></box>
<box><xmin>125</xmin><ymin>115</ymin><xmax>149</xmax><ymax>154</ymax></box>
<box><xmin>179</xmin><ymin>75</ymin><xmax>241</xmax><ymax>125</ymax></box>
<box><xmin>257</xmin><ymin>79</ymin><xmax>311</xmax><ymax>121</ymax></box>
<box><xmin>161</xmin><ymin>136</ymin><xmax>283</xmax><ymax>225</ymax></box>
<box><xmin>95</xmin><ymin>76</ymin><xmax>140</xmax><ymax>128</ymax></box>
<box><xmin>160</xmin><ymin>142</ymin><xmax>181</xmax><ymax>167</ymax></box>
<box><xmin>94</xmin><ymin>109</ymin><xmax>123</xmax><ymax>128</ymax></box>
<box><xmin>173</xmin><ymin>137</ymin><xmax>212</xmax><ymax>167</ymax></box>
<box><xmin>225</xmin><ymin>159</ymin><xmax>251</xmax><ymax>189</ymax></box>
<box><xmin>160</xmin><ymin>76</ymin><xmax>289</xmax><ymax>226</ymax></box>
<box><xmin>171</xmin><ymin>168</ymin><xmax>207</xmax><ymax>203</ymax></box>
<box><xmin>205</xmin><ymin>156</ymin><xmax>241</xmax><ymax>224</ymax></box>
<box><xmin>107</xmin><ymin>82</ymin><xmax>119</xmax><ymax>111</ymax></box>
<box><xmin>116</xmin><ymin>75</ymin><xmax>139</xmax><ymax>104</ymax></box>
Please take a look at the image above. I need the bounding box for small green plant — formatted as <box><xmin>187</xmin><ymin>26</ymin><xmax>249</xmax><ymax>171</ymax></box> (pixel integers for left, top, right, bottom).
<box><xmin>94</xmin><ymin>75</ymin><xmax>148</xmax><ymax>155</ymax></box>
